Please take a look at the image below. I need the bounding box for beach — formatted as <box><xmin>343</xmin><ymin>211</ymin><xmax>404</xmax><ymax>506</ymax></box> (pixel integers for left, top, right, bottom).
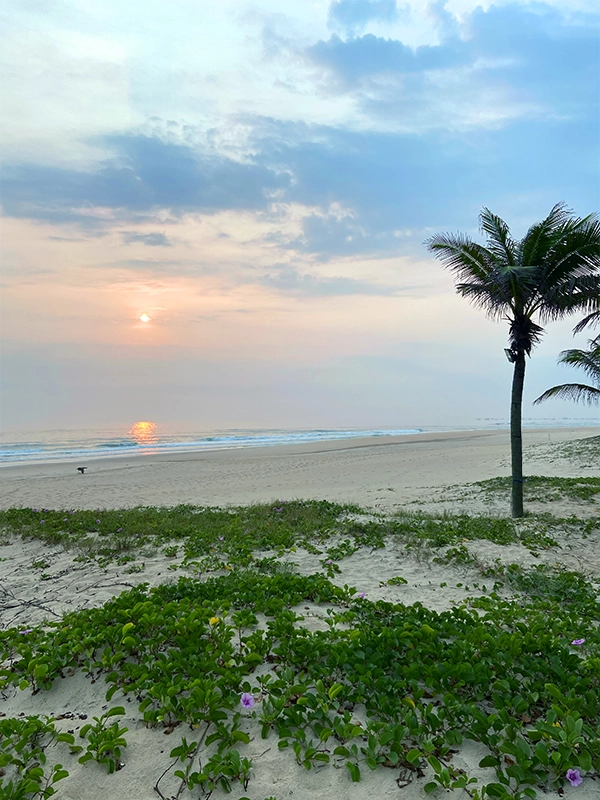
<box><xmin>1</xmin><ymin>426</ymin><xmax>599</xmax><ymax>800</ymax></box>
<box><xmin>1</xmin><ymin>427</ymin><xmax>598</xmax><ymax>514</ymax></box>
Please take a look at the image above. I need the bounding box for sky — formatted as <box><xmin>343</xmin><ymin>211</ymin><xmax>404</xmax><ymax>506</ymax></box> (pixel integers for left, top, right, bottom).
<box><xmin>1</xmin><ymin>0</ymin><xmax>599</xmax><ymax>433</ymax></box>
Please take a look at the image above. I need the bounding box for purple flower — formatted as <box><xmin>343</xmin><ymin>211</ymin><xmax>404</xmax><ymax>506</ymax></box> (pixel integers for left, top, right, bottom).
<box><xmin>219</xmin><ymin>536</ymin><xmax>224</xmax><ymax>541</ymax></box>
<box><xmin>40</xmin><ymin>520</ymin><xmax>45</xmax><ymax>524</ymax></box>
<box><xmin>571</xmin><ymin>638</ymin><xmax>585</xmax><ymax>646</ymax></box>
<box><xmin>566</xmin><ymin>769</ymin><xmax>583</xmax><ymax>787</ymax></box>
<box><xmin>240</xmin><ymin>692</ymin><xmax>255</xmax><ymax>709</ymax></box>
<box><xmin>117</xmin><ymin>528</ymin><xmax>122</xmax><ymax>533</ymax></box>
<box><xmin>96</xmin><ymin>519</ymin><xmax>101</xmax><ymax>525</ymax></box>
<box><xmin>19</xmin><ymin>629</ymin><xmax>33</xmax><ymax>635</ymax></box>
<box><xmin>326</xmin><ymin>559</ymin><xmax>332</xmax><ymax>565</ymax></box>
<box><xmin>358</xmin><ymin>592</ymin><xmax>366</xmax><ymax>599</ymax></box>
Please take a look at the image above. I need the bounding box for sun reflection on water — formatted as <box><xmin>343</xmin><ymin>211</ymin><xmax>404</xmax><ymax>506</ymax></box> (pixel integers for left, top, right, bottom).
<box><xmin>129</xmin><ymin>421</ymin><xmax>158</xmax><ymax>446</ymax></box>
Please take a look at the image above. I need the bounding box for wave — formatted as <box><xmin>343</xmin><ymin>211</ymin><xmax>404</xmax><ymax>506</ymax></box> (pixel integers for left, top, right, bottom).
<box><xmin>0</xmin><ymin>427</ymin><xmax>424</xmax><ymax>465</ymax></box>
<box><xmin>1</xmin><ymin>419</ymin><xmax>597</xmax><ymax>466</ymax></box>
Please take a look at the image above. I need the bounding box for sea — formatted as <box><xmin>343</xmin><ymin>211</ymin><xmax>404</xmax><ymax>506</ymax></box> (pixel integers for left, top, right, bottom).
<box><xmin>1</xmin><ymin>418</ymin><xmax>598</xmax><ymax>466</ymax></box>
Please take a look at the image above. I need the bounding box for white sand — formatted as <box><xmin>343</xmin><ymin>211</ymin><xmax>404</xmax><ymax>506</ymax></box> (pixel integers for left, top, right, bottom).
<box><xmin>1</xmin><ymin>427</ymin><xmax>599</xmax><ymax>799</ymax></box>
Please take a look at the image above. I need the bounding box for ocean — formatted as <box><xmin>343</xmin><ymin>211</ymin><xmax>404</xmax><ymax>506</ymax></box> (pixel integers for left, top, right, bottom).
<box><xmin>0</xmin><ymin>418</ymin><xmax>597</xmax><ymax>465</ymax></box>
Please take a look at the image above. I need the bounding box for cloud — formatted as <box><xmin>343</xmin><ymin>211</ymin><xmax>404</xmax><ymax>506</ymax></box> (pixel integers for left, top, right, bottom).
<box><xmin>327</xmin><ymin>0</ymin><xmax>399</xmax><ymax>35</ymax></box>
<box><xmin>309</xmin><ymin>34</ymin><xmax>465</xmax><ymax>87</ymax></box>
<box><xmin>306</xmin><ymin>4</ymin><xmax>599</xmax><ymax>130</ymax></box>
<box><xmin>1</xmin><ymin>134</ymin><xmax>289</xmax><ymax>225</ymax></box>
<box><xmin>2</xmin><ymin>0</ymin><xmax>598</xmax><ymax>264</ymax></box>
<box><xmin>2</xmin><ymin>119</ymin><xmax>467</xmax><ymax>253</ymax></box>
<box><xmin>253</xmin><ymin>119</ymin><xmax>479</xmax><ymax>241</ymax></box>
<box><xmin>121</xmin><ymin>231</ymin><xmax>172</xmax><ymax>246</ymax></box>
<box><xmin>259</xmin><ymin>264</ymin><xmax>395</xmax><ymax>296</ymax></box>
<box><xmin>4</xmin><ymin>107</ymin><xmax>597</xmax><ymax>263</ymax></box>
<box><xmin>99</xmin><ymin>257</ymin><xmax>210</xmax><ymax>275</ymax></box>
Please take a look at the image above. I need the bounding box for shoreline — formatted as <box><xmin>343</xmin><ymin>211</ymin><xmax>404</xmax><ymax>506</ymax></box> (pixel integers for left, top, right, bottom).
<box><xmin>0</xmin><ymin>426</ymin><xmax>597</xmax><ymax>513</ymax></box>
<box><xmin>1</xmin><ymin>422</ymin><xmax>598</xmax><ymax>469</ymax></box>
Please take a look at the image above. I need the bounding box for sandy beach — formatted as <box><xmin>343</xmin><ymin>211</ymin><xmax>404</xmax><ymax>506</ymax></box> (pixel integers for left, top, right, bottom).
<box><xmin>1</xmin><ymin>427</ymin><xmax>598</xmax><ymax>514</ymax></box>
<box><xmin>1</xmin><ymin>427</ymin><xmax>599</xmax><ymax>799</ymax></box>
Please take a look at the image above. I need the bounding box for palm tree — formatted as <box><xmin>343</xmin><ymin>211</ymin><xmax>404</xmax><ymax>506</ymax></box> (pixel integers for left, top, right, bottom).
<box><xmin>533</xmin><ymin>337</ymin><xmax>600</xmax><ymax>406</ymax></box>
<box><xmin>426</xmin><ymin>203</ymin><xmax>600</xmax><ymax>517</ymax></box>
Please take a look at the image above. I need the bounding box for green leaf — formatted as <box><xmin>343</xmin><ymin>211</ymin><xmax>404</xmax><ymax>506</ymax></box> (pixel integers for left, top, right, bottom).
<box><xmin>33</xmin><ymin>664</ymin><xmax>48</xmax><ymax>679</ymax></box>
<box><xmin>328</xmin><ymin>683</ymin><xmax>343</xmax><ymax>701</ymax></box>
<box><xmin>480</xmin><ymin>755</ymin><xmax>500</xmax><ymax>768</ymax></box>
<box><xmin>578</xmin><ymin>750</ymin><xmax>592</xmax><ymax>771</ymax></box>
<box><xmin>105</xmin><ymin>684</ymin><xmax>119</xmax><ymax>702</ymax></box>
<box><xmin>534</xmin><ymin>742</ymin><xmax>549</xmax><ymax>766</ymax></box>
<box><xmin>424</xmin><ymin>782</ymin><xmax>439</xmax><ymax>794</ymax></box>
<box><xmin>485</xmin><ymin>783</ymin><xmax>511</xmax><ymax>797</ymax></box>
<box><xmin>106</xmin><ymin>706</ymin><xmax>126</xmax><ymax>718</ymax></box>
<box><xmin>428</xmin><ymin>755</ymin><xmax>442</xmax><ymax>773</ymax></box>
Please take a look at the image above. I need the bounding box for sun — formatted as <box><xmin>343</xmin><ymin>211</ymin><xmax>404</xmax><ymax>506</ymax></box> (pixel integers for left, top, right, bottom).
<box><xmin>139</xmin><ymin>313</ymin><xmax>150</xmax><ymax>323</ymax></box>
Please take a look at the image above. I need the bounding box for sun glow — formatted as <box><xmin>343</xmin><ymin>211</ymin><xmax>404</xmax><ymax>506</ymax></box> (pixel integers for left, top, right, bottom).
<box><xmin>140</xmin><ymin>313</ymin><xmax>150</xmax><ymax>323</ymax></box>
<box><xmin>129</xmin><ymin>420</ymin><xmax>158</xmax><ymax>445</ymax></box>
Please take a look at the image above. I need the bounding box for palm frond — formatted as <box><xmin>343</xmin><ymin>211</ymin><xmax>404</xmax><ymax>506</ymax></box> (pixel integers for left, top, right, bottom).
<box><xmin>520</xmin><ymin>202</ymin><xmax>573</xmax><ymax>266</ymax></box>
<box><xmin>479</xmin><ymin>208</ymin><xmax>517</xmax><ymax>266</ymax></box>
<box><xmin>533</xmin><ymin>272</ymin><xmax>600</xmax><ymax>324</ymax></box>
<box><xmin>541</xmin><ymin>216</ymin><xmax>600</xmax><ymax>286</ymax></box>
<box><xmin>558</xmin><ymin>345</ymin><xmax>600</xmax><ymax>383</ymax></box>
<box><xmin>573</xmin><ymin>309</ymin><xmax>600</xmax><ymax>335</ymax></box>
<box><xmin>533</xmin><ymin>383</ymin><xmax>600</xmax><ymax>406</ymax></box>
<box><xmin>426</xmin><ymin>205</ymin><xmax>600</xmax><ymax>360</ymax></box>
<box><xmin>425</xmin><ymin>233</ymin><xmax>495</xmax><ymax>283</ymax></box>
<box><xmin>455</xmin><ymin>282</ymin><xmax>511</xmax><ymax>319</ymax></box>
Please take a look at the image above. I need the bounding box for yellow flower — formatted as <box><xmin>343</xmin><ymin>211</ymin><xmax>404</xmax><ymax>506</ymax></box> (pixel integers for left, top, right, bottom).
<box><xmin>209</xmin><ymin>617</ymin><xmax>220</xmax><ymax>626</ymax></box>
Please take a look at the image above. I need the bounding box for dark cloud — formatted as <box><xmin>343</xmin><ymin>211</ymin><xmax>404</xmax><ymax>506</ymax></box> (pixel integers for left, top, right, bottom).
<box><xmin>1</xmin><ymin>3</ymin><xmax>597</xmax><ymax>262</ymax></box>
<box><xmin>121</xmin><ymin>231</ymin><xmax>172</xmax><ymax>247</ymax></box>
<box><xmin>254</xmin><ymin>119</ymin><xmax>480</xmax><ymax>234</ymax></box>
<box><xmin>288</xmin><ymin>211</ymin><xmax>404</xmax><ymax>260</ymax></box>
<box><xmin>327</xmin><ymin>0</ymin><xmax>398</xmax><ymax>35</ymax></box>
<box><xmin>308</xmin><ymin>4</ymin><xmax>599</xmax><ymax>118</ymax></box>
<box><xmin>1</xmin><ymin>134</ymin><xmax>289</xmax><ymax>225</ymax></box>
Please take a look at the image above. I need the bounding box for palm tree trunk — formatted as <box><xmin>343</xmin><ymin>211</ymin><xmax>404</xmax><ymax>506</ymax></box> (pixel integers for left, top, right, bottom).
<box><xmin>510</xmin><ymin>352</ymin><xmax>526</xmax><ymax>517</ymax></box>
